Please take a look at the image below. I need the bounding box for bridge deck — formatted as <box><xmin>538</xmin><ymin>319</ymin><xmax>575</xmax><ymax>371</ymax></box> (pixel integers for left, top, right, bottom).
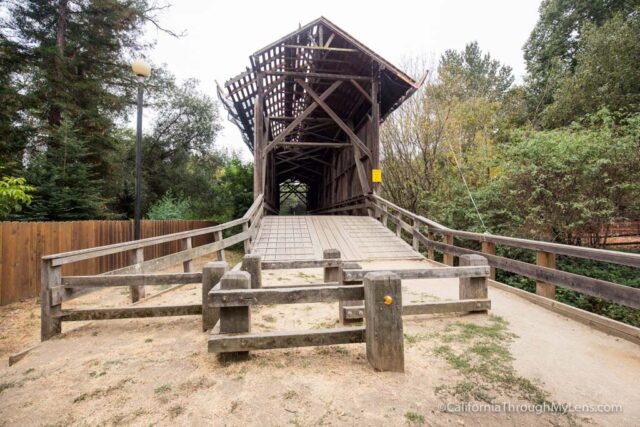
<box><xmin>252</xmin><ymin>215</ymin><xmax>423</xmax><ymax>261</ymax></box>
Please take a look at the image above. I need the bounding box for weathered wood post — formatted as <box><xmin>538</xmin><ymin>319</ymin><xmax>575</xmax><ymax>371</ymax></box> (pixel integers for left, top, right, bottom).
<box><xmin>481</xmin><ymin>240</ymin><xmax>496</xmax><ymax>280</ymax></box>
<box><xmin>536</xmin><ymin>251</ymin><xmax>556</xmax><ymax>299</ymax></box>
<box><xmin>381</xmin><ymin>205</ymin><xmax>388</xmax><ymax>227</ymax></box>
<box><xmin>218</xmin><ymin>271</ymin><xmax>251</xmax><ymax>361</ymax></box>
<box><xmin>459</xmin><ymin>255</ymin><xmax>489</xmax><ymax>305</ymax></box>
<box><xmin>242</xmin><ymin>222</ymin><xmax>250</xmax><ymax>253</ymax></box>
<box><xmin>427</xmin><ymin>231</ymin><xmax>435</xmax><ymax>260</ymax></box>
<box><xmin>395</xmin><ymin>214</ymin><xmax>402</xmax><ymax>237</ymax></box>
<box><xmin>443</xmin><ymin>234</ymin><xmax>455</xmax><ymax>266</ymax></box>
<box><xmin>216</xmin><ymin>230</ymin><xmax>225</xmax><ymax>261</ymax></box>
<box><xmin>241</xmin><ymin>254</ymin><xmax>262</xmax><ymax>289</ymax></box>
<box><xmin>323</xmin><ymin>248</ymin><xmax>341</xmax><ymax>283</ymax></box>
<box><xmin>180</xmin><ymin>237</ymin><xmax>193</xmax><ymax>272</ymax></box>
<box><xmin>364</xmin><ymin>271</ymin><xmax>404</xmax><ymax>372</ymax></box>
<box><xmin>129</xmin><ymin>248</ymin><xmax>145</xmax><ymax>302</ymax></box>
<box><xmin>202</xmin><ymin>261</ymin><xmax>227</xmax><ymax>331</ymax></box>
<box><xmin>412</xmin><ymin>219</ymin><xmax>420</xmax><ymax>252</ymax></box>
<box><xmin>41</xmin><ymin>259</ymin><xmax>62</xmax><ymax>341</ymax></box>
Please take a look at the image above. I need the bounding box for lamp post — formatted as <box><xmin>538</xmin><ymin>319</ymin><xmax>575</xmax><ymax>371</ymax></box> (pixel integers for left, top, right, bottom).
<box><xmin>131</xmin><ymin>59</ymin><xmax>151</xmax><ymax>240</ymax></box>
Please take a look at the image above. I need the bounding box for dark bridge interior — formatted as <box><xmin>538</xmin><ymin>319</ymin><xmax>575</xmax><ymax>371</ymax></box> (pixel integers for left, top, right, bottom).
<box><xmin>218</xmin><ymin>17</ymin><xmax>421</xmax><ymax>214</ymax></box>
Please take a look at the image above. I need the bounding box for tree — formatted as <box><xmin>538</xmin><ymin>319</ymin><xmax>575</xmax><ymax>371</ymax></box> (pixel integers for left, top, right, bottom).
<box><xmin>523</xmin><ymin>0</ymin><xmax>636</xmax><ymax>121</ymax></box>
<box><xmin>542</xmin><ymin>13</ymin><xmax>640</xmax><ymax>127</ymax></box>
<box><xmin>0</xmin><ymin>176</ymin><xmax>34</xmax><ymax>217</ymax></box>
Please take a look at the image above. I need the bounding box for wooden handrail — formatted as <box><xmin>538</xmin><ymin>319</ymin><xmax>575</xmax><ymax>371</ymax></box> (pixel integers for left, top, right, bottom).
<box><xmin>371</xmin><ymin>195</ymin><xmax>640</xmax><ymax>268</ymax></box>
<box><xmin>43</xmin><ymin>194</ymin><xmax>264</xmax><ymax>266</ymax></box>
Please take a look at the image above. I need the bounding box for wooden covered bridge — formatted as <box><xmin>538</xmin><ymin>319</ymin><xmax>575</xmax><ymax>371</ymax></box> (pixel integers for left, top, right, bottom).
<box><xmin>37</xmin><ymin>18</ymin><xmax>640</xmax><ymax>370</ymax></box>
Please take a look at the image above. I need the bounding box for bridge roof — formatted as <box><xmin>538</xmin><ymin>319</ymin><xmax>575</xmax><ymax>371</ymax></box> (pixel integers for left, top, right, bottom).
<box><xmin>218</xmin><ymin>17</ymin><xmax>422</xmax><ymax>151</ymax></box>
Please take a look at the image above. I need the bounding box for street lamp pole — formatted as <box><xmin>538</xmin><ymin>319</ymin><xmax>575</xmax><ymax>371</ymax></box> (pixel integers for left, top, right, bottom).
<box><xmin>131</xmin><ymin>60</ymin><xmax>151</xmax><ymax>240</ymax></box>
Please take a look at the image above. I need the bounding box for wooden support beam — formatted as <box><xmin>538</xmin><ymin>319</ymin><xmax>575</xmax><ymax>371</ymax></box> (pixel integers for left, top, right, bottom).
<box><xmin>129</xmin><ymin>248</ymin><xmax>145</xmax><ymax>302</ymax></box>
<box><xmin>342</xmin><ymin>266</ymin><xmax>490</xmax><ymax>282</ymax></box>
<box><xmin>209</xmin><ymin>285</ymin><xmax>365</xmax><ymax>307</ymax></box>
<box><xmin>57</xmin><ymin>304</ymin><xmax>202</xmax><ymax>321</ymax></box>
<box><xmin>342</xmin><ymin>299</ymin><xmax>492</xmax><ymax>319</ymax></box>
<box><xmin>265</xmin><ymin>70</ymin><xmax>370</xmax><ymax>81</ymax></box>
<box><xmin>241</xmin><ymin>254</ymin><xmax>262</xmax><ymax>289</ymax></box>
<box><xmin>274</xmin><ymin>142</ymin><xmax>349</xmax><ymax>148</ymax></box>
<box><xmin>262</xmin><ymin>259</ymin><xmax>343</xmax><ymax>270</ymax></box>
<box><xmin>208</xmin><ymin>327</ymin><xmax>365</xmax><ymax>353</ymax></box>
<box><xmin>481</xmin><ymin>241</ymin><xmax>496</xmax><ymax>279</ymax></box>
<box><xmin>349</xmin><ymin>79</ymin><xmax>372</xmax><ymax>103</ymax></box>
<box><xmin>459</xmin><ymin>255</ymin><xmax>489</xmax><ymax>304</ymax></box>
<box><xmin>295</xmin><ymin>79</ymin><xmax>372</xmax><ymax>159</ymax></box>
<box><xmin>180</xmin><ymin>238</ymin><xmax>193</xmax><ymax>272</ymax></box>
<box><xmin>203</xmin><ymin>262</ymin><xmax>227</xmax><ymax>331</ymax></box>
<box><xmin>364</xmin><ymin>272</ymin><xmax>404</xmax><ymax>372</ymax></box>
<box><xmin>443</xmin><ymin>235</ymin><xmax>455</xmax><ymax>266</ymax></box>
<box><xmin>61</xmin><ymin>272</ymin><xmax>202</xmax><ymax>288</ymax></box>
<box><xmin>218</xmin><ymin>271</ymin><xmax>252</xmax><ymax>361</ymax></box>
<box><xmin>284</xmin><ymin>45</ymin><xmax>359</xmax><ymax>53</ymax></box>
<box><xmin>536</xmin><ymin>251</ymin><xmax>556</xmax><ymax>299</ymax></box>
<box><xmin>41</xmin><ymin>260</ymin><xmax>61</xmax><ymax>341</ymax></box>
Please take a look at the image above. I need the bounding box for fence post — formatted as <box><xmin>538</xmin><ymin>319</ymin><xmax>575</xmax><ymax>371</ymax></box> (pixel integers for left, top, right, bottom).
<box><xmin>41</xmin><ymin>259</ymin><xmax>62</xmax><ymax>341</ymax></box>
<box><xmin>242</xmin><ymin>222</ymin><xmax>250</xmax><ymax>253</ymax></box>
<box><xmin>216</xmin><ymin>230</ymin><xmax>225</xmax><ymax>261</ymax></box>
<box><xmin>129</xmin><ymin>248</ymin><xmax>145</xmax><ymax>302</ymax></box>
<box><xmin>443</xmin><ymin>234</ymin><xmax>454</xmax><ymax>266</ymax></box>
<box><xmin>202</xmin><ymin>261</ymin><xmax>227</xmax><ymax>331</ymax></box>
<box><xmin>364</xmin><ymin>271</ymin><xmax>404</xmax><ymax>372</ymax></box>
<box><xmin>412</xmin><ymin>219</ymin><xmax>420</xmax><ymax>252</ymax></box>
<box><xmin>459</xmin><ymin>255</ymin><xmax>489</xmax><ymax>304</ymax></box>
<box><xmin>381</xmin><ymin>205</ymin><xmax>388</xmax><ymax>227</ymax></box>
<box><xmin>395</xmin><ymin>214</ymin><xmax>402</xmax><ymax>237</ymax></box>
<box><xmin>536</xmin><ymin>251</ymin><xmax>556</xmax><ymax>299</ymax></box>
<box><xmin>218</xmin><ymin>271</ymin><xmax>251</xmax><ymax>361</ymax></box>
<box><xmin>241</xmin><ymin>254</ymin><xmax>262</xmax><ymax>289</ymax></box>
<box><xmin>181</xmin><ymin>237</ymin><xmax>193</xmax><ymax>273</ymax></box>
<box><xmin>427</xmin><ymin>231</ymin><xmax>435</xmax><ymax>260</ymax></box>
<box><xmin>481</xmin><ymin>240</ymin><xmax>496</xmax><ymax>280</ymax></box>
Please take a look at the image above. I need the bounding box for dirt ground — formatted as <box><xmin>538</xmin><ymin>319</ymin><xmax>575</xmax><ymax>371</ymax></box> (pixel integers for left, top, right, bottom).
<box><xmin>1</xmin><ymin>255</ymin><xmax>639</xmax><ymax>426</ymax></box>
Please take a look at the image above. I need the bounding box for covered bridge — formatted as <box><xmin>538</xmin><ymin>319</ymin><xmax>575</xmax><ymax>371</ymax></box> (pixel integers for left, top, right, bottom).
<box><xmin>218</xmin><ymin>16</ymin><xmax>421</xmax><ymax>214</ymax></box>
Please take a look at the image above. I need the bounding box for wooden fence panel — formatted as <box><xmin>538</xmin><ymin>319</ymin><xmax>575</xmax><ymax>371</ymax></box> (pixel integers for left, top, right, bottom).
<box><xmin>0</xmin><ymin>220</ymin><xmax>216</xmax><ymax>306</ymax></box>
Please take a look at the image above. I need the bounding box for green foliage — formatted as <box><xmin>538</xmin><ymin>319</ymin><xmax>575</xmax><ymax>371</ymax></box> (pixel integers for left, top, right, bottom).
<box><xmin>0</xmin><ymin>176</ymin><xmax>34</xmax><ymax>216</ymax></box>
<box><xmin>146</xmin><ymin>192</ymin><xmax>192</xmax><ymax>220</ymax></box>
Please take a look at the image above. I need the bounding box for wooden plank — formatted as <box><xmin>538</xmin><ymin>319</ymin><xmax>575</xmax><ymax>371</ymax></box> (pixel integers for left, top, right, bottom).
<box><xmin>414</xmin><ymin>231</ymin><xmax>640</xmax><ymax>309</ymax></box>
<box><xmin>342</xmin><ymin>266</ymin><xmax>490</xmax><ymax>281</ymax></box>
<box><xmin>40</xmin><ymin>260</ymin><xmax>61</xmax><ymax>340</ymax></box>
<box><xmin>208</xmin><ymin>327</ymin><xmax>366</xmax><ymax>353</ymax></box>
<box><xmin>481</xmin><ymin>241</ymin><xmax>496</xmax><ymax>279</ymax></box>
<box><xmin>261</xmin><ymin>259</ymin><xmax>342</xmax><ymax>270</ymax></box>
<box><xmin>459</xmin><ymin>255</ymin><xmax>489</xmax><ymax>301</ymax></box>
<box><xmin>275</xmin><ymin>142</ymin><xmax>349</xmax><ymax>148</ymax></box>
<box><xmin>364</xmin><ymin>272</ymin><xmax>404</xmax><ymax>372</ymax></box>
<box><xmin>342</xmin><ymin>299</ymin><xmax>492</xmax><ymax>319</ymax></box>
<box><xmin>241</xmin><ymin>254</ymin><xmax>262</xmax><ymax>289</ymax></box>
<box><xmin>203</xmin><ymin>262</ymin><xmax>227</xmax><ymax>331</ymax></box>
<box><xmin>128</xmin><ymin>248</ymin><xmax>145</xmax><ymax>302</ymax></box>
<box><xmin>61</xmin><ymin>272</ymin><xmax>203</xmax><ymax>288</ymax></box>
<box><xmin>209</xmin><ymin>285</ymin><xmax>365</xmax><ymax>307</ymax></box>
<box><xmin>181</xmin><ymin>237</ymin><xmax>193</xmax><ymax>272</ymax></box>
<box><xmin>57</xmin><ymin>304</ymin><xmax>202</xmax><ymax>321</ymax></box>
<box><xmin>265</xmin><ymin>70</ymin><xmax>370</xmax><ymax>81</ymax></box>
<box><xmin>218</xmin><ymin>271</ymin><xmax>251</xmax><ymax>360</ymax></box>
<box><xmin>536</xmin><ymin>251</ymin><xmax>556</xmax><ymax>299</ymax></box>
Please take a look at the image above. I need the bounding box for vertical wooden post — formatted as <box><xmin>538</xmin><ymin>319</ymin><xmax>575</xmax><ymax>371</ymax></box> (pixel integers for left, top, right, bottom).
<box><xmin>536</xmin><ymin>251</ymin><xmax>556</xmax><ymax>299</ymax></box>
<box><xmin>202</xmin><ymin>261</ymin><xmax>227</xmax><ymax>331</ymax></box>
<box><xmin>371</xmin><ymin>73</ymin><xmax>380</xmax><ymax>195</ymax></box>
<box><xmin>412</xmin><ymin>219</ymin><xmax>420</xmax><ymax>252</ymax></box>
<box><xmin>459</xmin><ymin>255</ymin><xmax>489</xmax><ymax>305</ymax></box>
<box><xmin>242</xmin><ymin>222</ymin><xmax>250</xmax><ymax>254</ymax></box>
<box><xmin>41</xmin><ymin>259</ymin><xmax>62</xmax><ymax>341</ymax></box>
<box><xmin>395</xmin><ymin>214</ymin><xmax>402</xmax><ymax>237</ymax></box>
<box><xmin>323</xmin><ymin>248</ymin><xmax>341</xmax><ymax>283</ymax></box>
<box><xmin>381</xmin><ymin>205</ymin><xmax>388</xmax><ymax>227</ymax></box>
<box><xmin>443</xmin><ymin>234</ymin><xmax>454</xmax><ymax>266</ymax></box>
<box><xmin>218</xmin><ymin>271</ymin><xmax>251</xmax><ymax>361</ymax></box>
<box><xmin>364</xmin><ymin>271</ymin><xmax>404</xmax><ymax>372</ymax></box>
<box><xmin>216</xmin><ymin>230</ymin><xmax>225</xmax><ymax>261</ymax></box>
<box><xmin>129</xmin><ymin>248</ymin><xmax>145</xmax><ymax>302</ymax></box>
<box><xmin>241</xmin><ymin>254</ymin><xmax>262</xmax><ymax>289</ymax></box>
<box><xmin>481</xmin><ymin>240</ymin><xmax>496</xmax><ymax>280</ymax></box>
<box><xmin>427</xmin><ymin>231</ymin><xmax>435</xmax><ymax>260</ymax></box>
<box><xmin>181</xmin><ymin>237</ymin><xmax>193</xmax><ymax>273</ymax></box>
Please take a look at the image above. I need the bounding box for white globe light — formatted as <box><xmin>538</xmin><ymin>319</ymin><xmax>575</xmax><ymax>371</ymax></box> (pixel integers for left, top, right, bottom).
<box><xmin>131</xmin><ymin>59</ymin><xmax>151</xmax><ymax>78</ymax></box>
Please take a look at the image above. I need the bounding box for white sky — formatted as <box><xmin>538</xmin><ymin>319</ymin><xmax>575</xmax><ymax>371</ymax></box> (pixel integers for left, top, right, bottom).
<box><xmin>146</xmin><ymin>0</ymin><xmax>542</xmax><ymax>160</ymax></box>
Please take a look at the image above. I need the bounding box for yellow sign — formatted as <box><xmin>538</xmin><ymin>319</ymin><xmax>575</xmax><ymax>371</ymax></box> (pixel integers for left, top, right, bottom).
<box><xmin>372</xmin><ymin>169</ymin><xmax>382</xmax><ymax>183</ymax></box>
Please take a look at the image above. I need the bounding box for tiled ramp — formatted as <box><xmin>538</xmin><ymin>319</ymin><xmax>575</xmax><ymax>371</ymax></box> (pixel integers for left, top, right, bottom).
<box><xmin>252</xmin><ymin>215</ymin><xmax>424</xmax><ymax>262</ymax></box>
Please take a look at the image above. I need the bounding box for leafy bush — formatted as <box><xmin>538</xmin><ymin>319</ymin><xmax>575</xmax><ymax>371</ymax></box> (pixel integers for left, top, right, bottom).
<box><xmin>146</xmin><ymin>192</ymin><xmax>192</xmax><ymax>220</ymax></box>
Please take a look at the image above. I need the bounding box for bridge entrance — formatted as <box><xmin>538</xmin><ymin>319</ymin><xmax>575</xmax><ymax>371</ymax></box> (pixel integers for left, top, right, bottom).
<box><xmin>218</xmin><ymin>17</ymin><xmax>423</xmax><ymax>215</ymax></box>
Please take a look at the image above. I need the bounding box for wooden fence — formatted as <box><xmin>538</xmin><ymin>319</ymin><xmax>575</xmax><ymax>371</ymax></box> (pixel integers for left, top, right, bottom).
<box><xmin>0</xmin><ymin>220</ymin><xmax>215</xmax><ymax>306</ymax></box>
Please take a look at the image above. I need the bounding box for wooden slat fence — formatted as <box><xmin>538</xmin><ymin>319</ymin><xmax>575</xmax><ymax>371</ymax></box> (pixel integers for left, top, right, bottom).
<box><xmin>0</xmin><ymin>220</ymin><xmax>215</xmax><ymax>305</ymax></box>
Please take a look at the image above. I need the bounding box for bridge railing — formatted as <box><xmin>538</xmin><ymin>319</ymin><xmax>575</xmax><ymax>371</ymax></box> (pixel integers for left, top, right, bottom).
<box><xmin>40</xmin><ymin>194</ymin><xmax>264</xmax><ymax>340</ymax></box>
<box><xmin>367</xmin><ymin>195</ymin><xmax>640</xmax><ymax>313</ymax></box>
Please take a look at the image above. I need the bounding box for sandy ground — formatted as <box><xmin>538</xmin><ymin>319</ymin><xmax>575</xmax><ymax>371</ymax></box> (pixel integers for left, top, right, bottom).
<box><xmin>1</xmin><ymin>256</ymin><xmax>639</xmax><ymax>426</ymax></box>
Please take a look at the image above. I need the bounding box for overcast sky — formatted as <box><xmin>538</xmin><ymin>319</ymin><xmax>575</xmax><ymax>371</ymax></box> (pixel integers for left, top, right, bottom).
<box><xmin>146</xmin><ymin>0</ymin><xmax>542</xmax><ymax>160</ymax></box>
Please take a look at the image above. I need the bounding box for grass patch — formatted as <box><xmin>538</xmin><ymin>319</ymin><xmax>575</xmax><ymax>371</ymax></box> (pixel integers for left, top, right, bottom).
<box><xmin>432</xmin><ymin>315</ymin><xmax>552</xmax><ymax>406</ymax></box>
<box><xmin>283</xmin><ymin>390</ymin><xmax>297</xmax><ymax>400</ymax></box>
<box><xmin>144</xmin><ymin>338</ymin><xmax>153</xmax><ymax>343</ymax></box>
<box><xmin>73</xmin><ymin>378</ymin><xmax>133</xmax><ymax>403</ymax></box>
<box><xmin>0</xmin><ymin>382</ymin><xmax>16</xmax><ymax>394</ymax></box>
<box><xmin>154</xmin><ymin>384</ymin><xmax>171</xmax><ymax>395</ymax></box>
<box><xmin>404</xmin><ymin>411</ymin><xmax>424</xmax><ymax>424</ymax></box>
